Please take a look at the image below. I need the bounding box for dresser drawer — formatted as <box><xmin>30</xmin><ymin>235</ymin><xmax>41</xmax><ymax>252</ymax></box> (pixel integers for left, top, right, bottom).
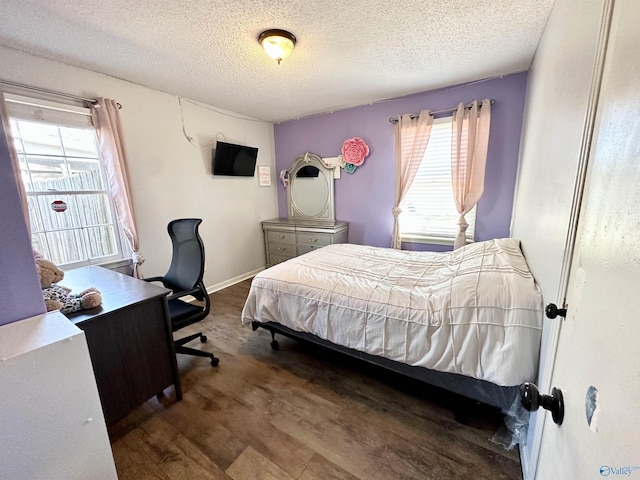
<box><xmin>268</xmin><ymin>243</ymin><xmax>296</xmax><ymax>257</ymax></box>
<box><xmin>269</xmin><ymin>254</ymin><xmax>293</xmax><ymax>266</ymax></box>
<box><xmin>267</xmin><ymin>230</ymin><xmax>296</xmax><ymax>245</ymax></box>
<box><xmin>297</xmin><ymin>244</ymin><xmax>325</xmax><ymax>255</ymax></box>
<box><xmin>297</xmin><ymin>232</ymin><xmax>332</xmax><ymax>247</ymax></box>
<box><xmin>263</xmin><ymin>219</ymin><xmax>348</xmax><ymax>268</ymax></box>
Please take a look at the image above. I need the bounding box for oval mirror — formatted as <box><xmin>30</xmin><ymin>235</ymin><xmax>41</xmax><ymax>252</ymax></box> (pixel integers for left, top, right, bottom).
<box><xmin>291</xmin><ymin>166</ymin><xmax>328</xmax><ymax>217</ymax></box>
<box><xmin>287</xmin><ymin>152</ymin><xmax>335</xmax><ymax>222</ymax></box>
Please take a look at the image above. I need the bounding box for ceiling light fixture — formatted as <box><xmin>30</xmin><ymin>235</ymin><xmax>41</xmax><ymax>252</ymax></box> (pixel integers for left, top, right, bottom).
<box><xmin>258</xmin><ymin>29</ymin><xmax>296</xmax><ymax>65</ymax></box>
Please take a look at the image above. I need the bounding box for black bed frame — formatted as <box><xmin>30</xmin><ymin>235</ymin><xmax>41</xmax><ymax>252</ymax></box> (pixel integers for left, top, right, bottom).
<box><xmin>251</xmin><ymin>320</ymin><xmax>521</xmax><ymax>414</ymax></box>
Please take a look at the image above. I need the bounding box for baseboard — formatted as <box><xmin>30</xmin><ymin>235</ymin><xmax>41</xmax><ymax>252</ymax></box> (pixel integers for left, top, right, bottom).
<box><xmin>205</xmin><ymin>267</ymin><xmax>264</xmax><ymax>295</ymax></box>
<box><xmin>181</xmin><ymin>267</ymin><xmax>263</xmax><ymax>304</ymax></box>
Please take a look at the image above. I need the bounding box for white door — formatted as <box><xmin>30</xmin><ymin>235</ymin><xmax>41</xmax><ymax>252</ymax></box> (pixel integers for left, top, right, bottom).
<box><xmin>510</xmin><ymin>0</ymin><xmax>608</xmax><ymax>475</ymax></box>
<box><xmin>536</xmin><ymin>0</ymin><xmax>640</xmax><ymax>477</ymax></box>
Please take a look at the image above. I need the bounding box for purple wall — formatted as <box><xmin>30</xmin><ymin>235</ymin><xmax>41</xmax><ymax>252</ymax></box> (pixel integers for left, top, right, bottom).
<box><xmin>274</xmin><ymin>72</ymin><xmax>528</xmax><ymax>249</ymax></box>
<box><xmin>0</xmin><ymin>120</ymin><xmax>46</xmax><ymax>325</ymax></box>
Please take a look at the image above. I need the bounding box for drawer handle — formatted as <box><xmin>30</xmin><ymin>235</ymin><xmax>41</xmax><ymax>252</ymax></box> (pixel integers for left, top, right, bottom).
<box><xmin>277</xmin><ymin>247</ymin><xmax>286</xmax><ymax>251</ymax></box>
<box><xmin>277</xmin><ymin>235</ymin><xmax>285</xmax><ymax>239</ymax></box>
<box><xmin>308</xmin><ymin>238</ymin><xmax>318</xmax><ymax>243</ymax></box>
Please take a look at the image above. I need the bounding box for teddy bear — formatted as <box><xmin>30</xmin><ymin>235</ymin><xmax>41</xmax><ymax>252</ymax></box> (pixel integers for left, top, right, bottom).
<box><xmin>35</xmin><ymin>258</ymin><xmax>102</xmax><ymax>314</ymax></box>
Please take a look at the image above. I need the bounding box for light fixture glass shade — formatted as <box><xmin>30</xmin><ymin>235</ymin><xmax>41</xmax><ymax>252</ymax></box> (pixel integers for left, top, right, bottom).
<box><xmin>258</xmin><ymin>29</ymin><xmax>296</xmax><ymax>64</ymax></box>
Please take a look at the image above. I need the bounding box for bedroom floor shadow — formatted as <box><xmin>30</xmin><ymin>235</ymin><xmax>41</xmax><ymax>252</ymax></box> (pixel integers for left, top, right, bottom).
<box><xmin>109</xmin><ymin>279</ymin><xmax>522</xmax><ymax>480</ymax></box>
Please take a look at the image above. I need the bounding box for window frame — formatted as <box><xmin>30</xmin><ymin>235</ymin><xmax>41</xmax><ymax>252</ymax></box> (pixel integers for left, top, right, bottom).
<box><xmin>398</xmin><ymin>115</ymin><xmax>476</xmax><ymax>246</ymax></box>
<box><xmin>4</xmin><ymin>93</ymin><xmax>126</xmax><ymax>269</ymax></box>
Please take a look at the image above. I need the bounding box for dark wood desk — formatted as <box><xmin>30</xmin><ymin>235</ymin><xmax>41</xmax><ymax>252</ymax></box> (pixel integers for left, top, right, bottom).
<box><xmin>63</xmin><ymin>266</ymin><xmax>181</xmax><ymax>425</ymax></box>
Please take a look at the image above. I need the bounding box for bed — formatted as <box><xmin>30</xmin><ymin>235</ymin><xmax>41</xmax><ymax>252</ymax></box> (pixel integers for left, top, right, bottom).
<box><xmin>241</xmin><ymin>238</ymin><xmax>543</xmax><ymax>427</ymax></box>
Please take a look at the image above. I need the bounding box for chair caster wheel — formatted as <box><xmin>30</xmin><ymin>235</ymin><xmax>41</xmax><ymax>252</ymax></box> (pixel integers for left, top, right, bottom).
<box><xmin>210</xmin><ymin>357</ymin><xmax>219</xmax><ymax>367</ymax></box>
<box><xmin>201</xmin><ymin>335</ymin><xmax>207</xmax><ymax>343</ymax></box>
<box><xmin>270</xmin><ymin>340</ymin><xmax>279</xmax><ymax>351</ymax></box>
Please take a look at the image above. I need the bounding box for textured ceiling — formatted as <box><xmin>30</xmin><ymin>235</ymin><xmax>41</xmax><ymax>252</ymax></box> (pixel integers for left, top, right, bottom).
<box><xmin>0</xmin><ymin>0</ymin><xmax>554</xmax><ymax>123</ymax></box>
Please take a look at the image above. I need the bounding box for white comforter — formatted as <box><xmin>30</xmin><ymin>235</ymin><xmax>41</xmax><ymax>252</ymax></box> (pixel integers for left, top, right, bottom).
<box><xmin>241</xmin><ymin>238</ymin><xmax>543</xmax><ymax>387</ymax></box>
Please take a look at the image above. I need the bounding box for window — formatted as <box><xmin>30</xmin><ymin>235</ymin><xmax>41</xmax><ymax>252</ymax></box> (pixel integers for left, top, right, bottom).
<box><xmin>5</xmin><ymin>93</ymin><xmax>124</xmax><ymax>267</ymax></box>
<box><xmin>399</xmin><ymin>116</ymin><xmax>476</xmax><ymax>244</ymax></box>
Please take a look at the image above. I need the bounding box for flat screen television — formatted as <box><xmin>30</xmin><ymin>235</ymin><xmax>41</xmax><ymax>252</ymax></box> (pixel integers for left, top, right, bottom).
<box><xmin>212</xmin><ymin>141</ymin><xmax>258</xmax><ymax>176</ymax></box>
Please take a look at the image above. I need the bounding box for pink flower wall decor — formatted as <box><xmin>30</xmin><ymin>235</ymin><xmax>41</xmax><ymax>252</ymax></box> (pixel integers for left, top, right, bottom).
<box><xmin>341</xmin><ymin>137</ymin><xmax>370</xmax><ymax>167</ymax></box>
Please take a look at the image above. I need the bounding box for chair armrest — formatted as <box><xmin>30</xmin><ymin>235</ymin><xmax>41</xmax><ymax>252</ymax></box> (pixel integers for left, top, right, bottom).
<box><xmin>167</xmin><ymin>286</ymin><xmax>201</xmax><ymax>301</ymax></box>
<box><xmin>144</xmin><ymin>276</ymin><xmax>164</xmax><ymax>283</ymax></box>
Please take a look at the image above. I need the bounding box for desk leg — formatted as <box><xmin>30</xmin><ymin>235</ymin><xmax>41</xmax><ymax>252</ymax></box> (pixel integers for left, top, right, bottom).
<box><xmin>162</xmin><ymin>296</ymin><xmax>182</xmax><ymax>401</ymax></box>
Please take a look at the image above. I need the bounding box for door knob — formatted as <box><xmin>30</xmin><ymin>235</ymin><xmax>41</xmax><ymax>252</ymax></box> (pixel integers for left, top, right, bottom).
<box><xmin>520</xmin><ymin>382</ymin><xmax>564</xmax><ymax>425</ymax></box>
<box><xmin>545</xmin><ymin>303</ymin><xmax>567</xmax><ymax>319</ymax></box>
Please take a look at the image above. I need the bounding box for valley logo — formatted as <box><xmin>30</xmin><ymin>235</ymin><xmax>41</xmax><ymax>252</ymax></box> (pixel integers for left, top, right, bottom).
<box><xmin>600</xmin><ymin>465</ymin><xmax>640</xmax><ymax>476</ymax></box>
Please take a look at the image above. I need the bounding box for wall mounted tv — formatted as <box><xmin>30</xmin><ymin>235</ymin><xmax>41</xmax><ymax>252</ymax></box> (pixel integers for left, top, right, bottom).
<box><xmin>212</xmin><ymin>141</ymin><xmax>258</xmax><ymax>176</ymax></box>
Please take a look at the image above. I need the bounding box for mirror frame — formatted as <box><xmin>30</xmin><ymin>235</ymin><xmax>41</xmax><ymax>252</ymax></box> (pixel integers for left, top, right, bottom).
<box><xmin>287</xmin><ymin>152</ymin><xmax>335</xmax><ymax>222</ymax></box>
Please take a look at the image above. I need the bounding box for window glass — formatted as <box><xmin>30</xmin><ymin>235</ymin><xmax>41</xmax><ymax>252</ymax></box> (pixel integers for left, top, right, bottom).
<box><xmin>399</xmin><ymin>117</ymin><xmax>476</xmax><ymax>243</ymax></box>
<box><xmin>6</xmin><ymin>98</ymin><xmax>122</xmax><ymax>268</ymax></box>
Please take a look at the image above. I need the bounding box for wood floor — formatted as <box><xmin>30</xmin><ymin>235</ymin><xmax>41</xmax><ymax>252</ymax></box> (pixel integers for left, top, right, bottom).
<box><xmin>109</xmin><ymin>279</ymin><xmax>522</xmax><ymax>480</ymax></box>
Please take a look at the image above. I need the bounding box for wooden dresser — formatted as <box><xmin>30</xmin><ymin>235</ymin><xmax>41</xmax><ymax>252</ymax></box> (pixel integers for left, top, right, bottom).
<box><xmin>262</xmin><ymin>218</ymin><xmax>349</xmax><ymax>267</ymax></box>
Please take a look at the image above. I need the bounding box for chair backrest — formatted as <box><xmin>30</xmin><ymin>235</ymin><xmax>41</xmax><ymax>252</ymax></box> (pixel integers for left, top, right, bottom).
<box><xmin>162</xmin><ymin>218</ymin><xmax>206</xmax><ymax>296</ymax></box>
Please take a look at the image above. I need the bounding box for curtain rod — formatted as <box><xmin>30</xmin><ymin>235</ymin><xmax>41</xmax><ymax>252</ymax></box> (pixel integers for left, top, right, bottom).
<box><xmin>388</xmin><ymin>99</ymin><xmax>495</xmax><ymax>124</ymax></box>
<box><xmin>0</xmin><ymin>79</ymin><xmax>122</xmax><ymax>109</ymax></box>
<box><xmin>0</xmin><ymin>79</ymin><xmax>96</xmax><ymax>105</ymax></box>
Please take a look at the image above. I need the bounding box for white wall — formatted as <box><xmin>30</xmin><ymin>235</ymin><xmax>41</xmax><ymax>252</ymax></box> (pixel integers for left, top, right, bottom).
<box><xmin>0</xmin><ymin>45</ymin><xmax>278</xmax><ymax>289</ymax></box>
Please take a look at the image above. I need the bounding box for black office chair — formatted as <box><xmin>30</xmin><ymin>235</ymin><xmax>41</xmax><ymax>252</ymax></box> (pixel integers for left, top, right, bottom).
<box><xmin>145</xmin><ymin>218</ymin><xmax>219</xmax><ymax>366</ymax></box>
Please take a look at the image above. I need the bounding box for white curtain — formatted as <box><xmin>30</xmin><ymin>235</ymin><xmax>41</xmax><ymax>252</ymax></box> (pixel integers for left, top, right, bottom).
<box><xmin>451</xmin><ymin>99</ymin><xmax>491</xmax><ymax>249</ymax></box>
<box><xmin>91</xmin><ymin>98</ymin><xmax>144</xmax><ymax>278</ymax></box>
<box><xmin>392</xmin><ymin>111</ymin><xmax>433</xmax><ymax>249</ymax></box>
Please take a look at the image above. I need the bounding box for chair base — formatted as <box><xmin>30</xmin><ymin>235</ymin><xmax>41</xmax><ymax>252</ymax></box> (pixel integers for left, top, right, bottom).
<box><xmin>175</xmin><ymin>332</ymin><xmax>219</xmax><ymax>366</ymax></box>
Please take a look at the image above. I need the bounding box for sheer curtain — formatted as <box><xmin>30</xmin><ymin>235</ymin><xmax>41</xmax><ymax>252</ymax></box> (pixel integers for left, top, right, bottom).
<box><xmin>451</xmin><ymin>99</ymin><xmax>491</xmax><ymax>250</ymax></box>
<box><xmin>392</xmin><ymin>111</ymin><xmax>433</xmax><ymax>249</ymax></box>
<box><xmin>91</xmin><ymin>98</ymin><xmax>144</xmax><ymax>278</ymax></box>
<box><xmin>0</xmin><ymin>95</ymin><xmax>30</xmax><ymax>230</ymax></box>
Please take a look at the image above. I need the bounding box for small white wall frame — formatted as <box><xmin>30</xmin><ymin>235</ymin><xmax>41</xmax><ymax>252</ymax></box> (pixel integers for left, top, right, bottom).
<box><xmin>258</xmin><ymin>166</ymin><xmax>271</xmax><ymax>186</ymax></box>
